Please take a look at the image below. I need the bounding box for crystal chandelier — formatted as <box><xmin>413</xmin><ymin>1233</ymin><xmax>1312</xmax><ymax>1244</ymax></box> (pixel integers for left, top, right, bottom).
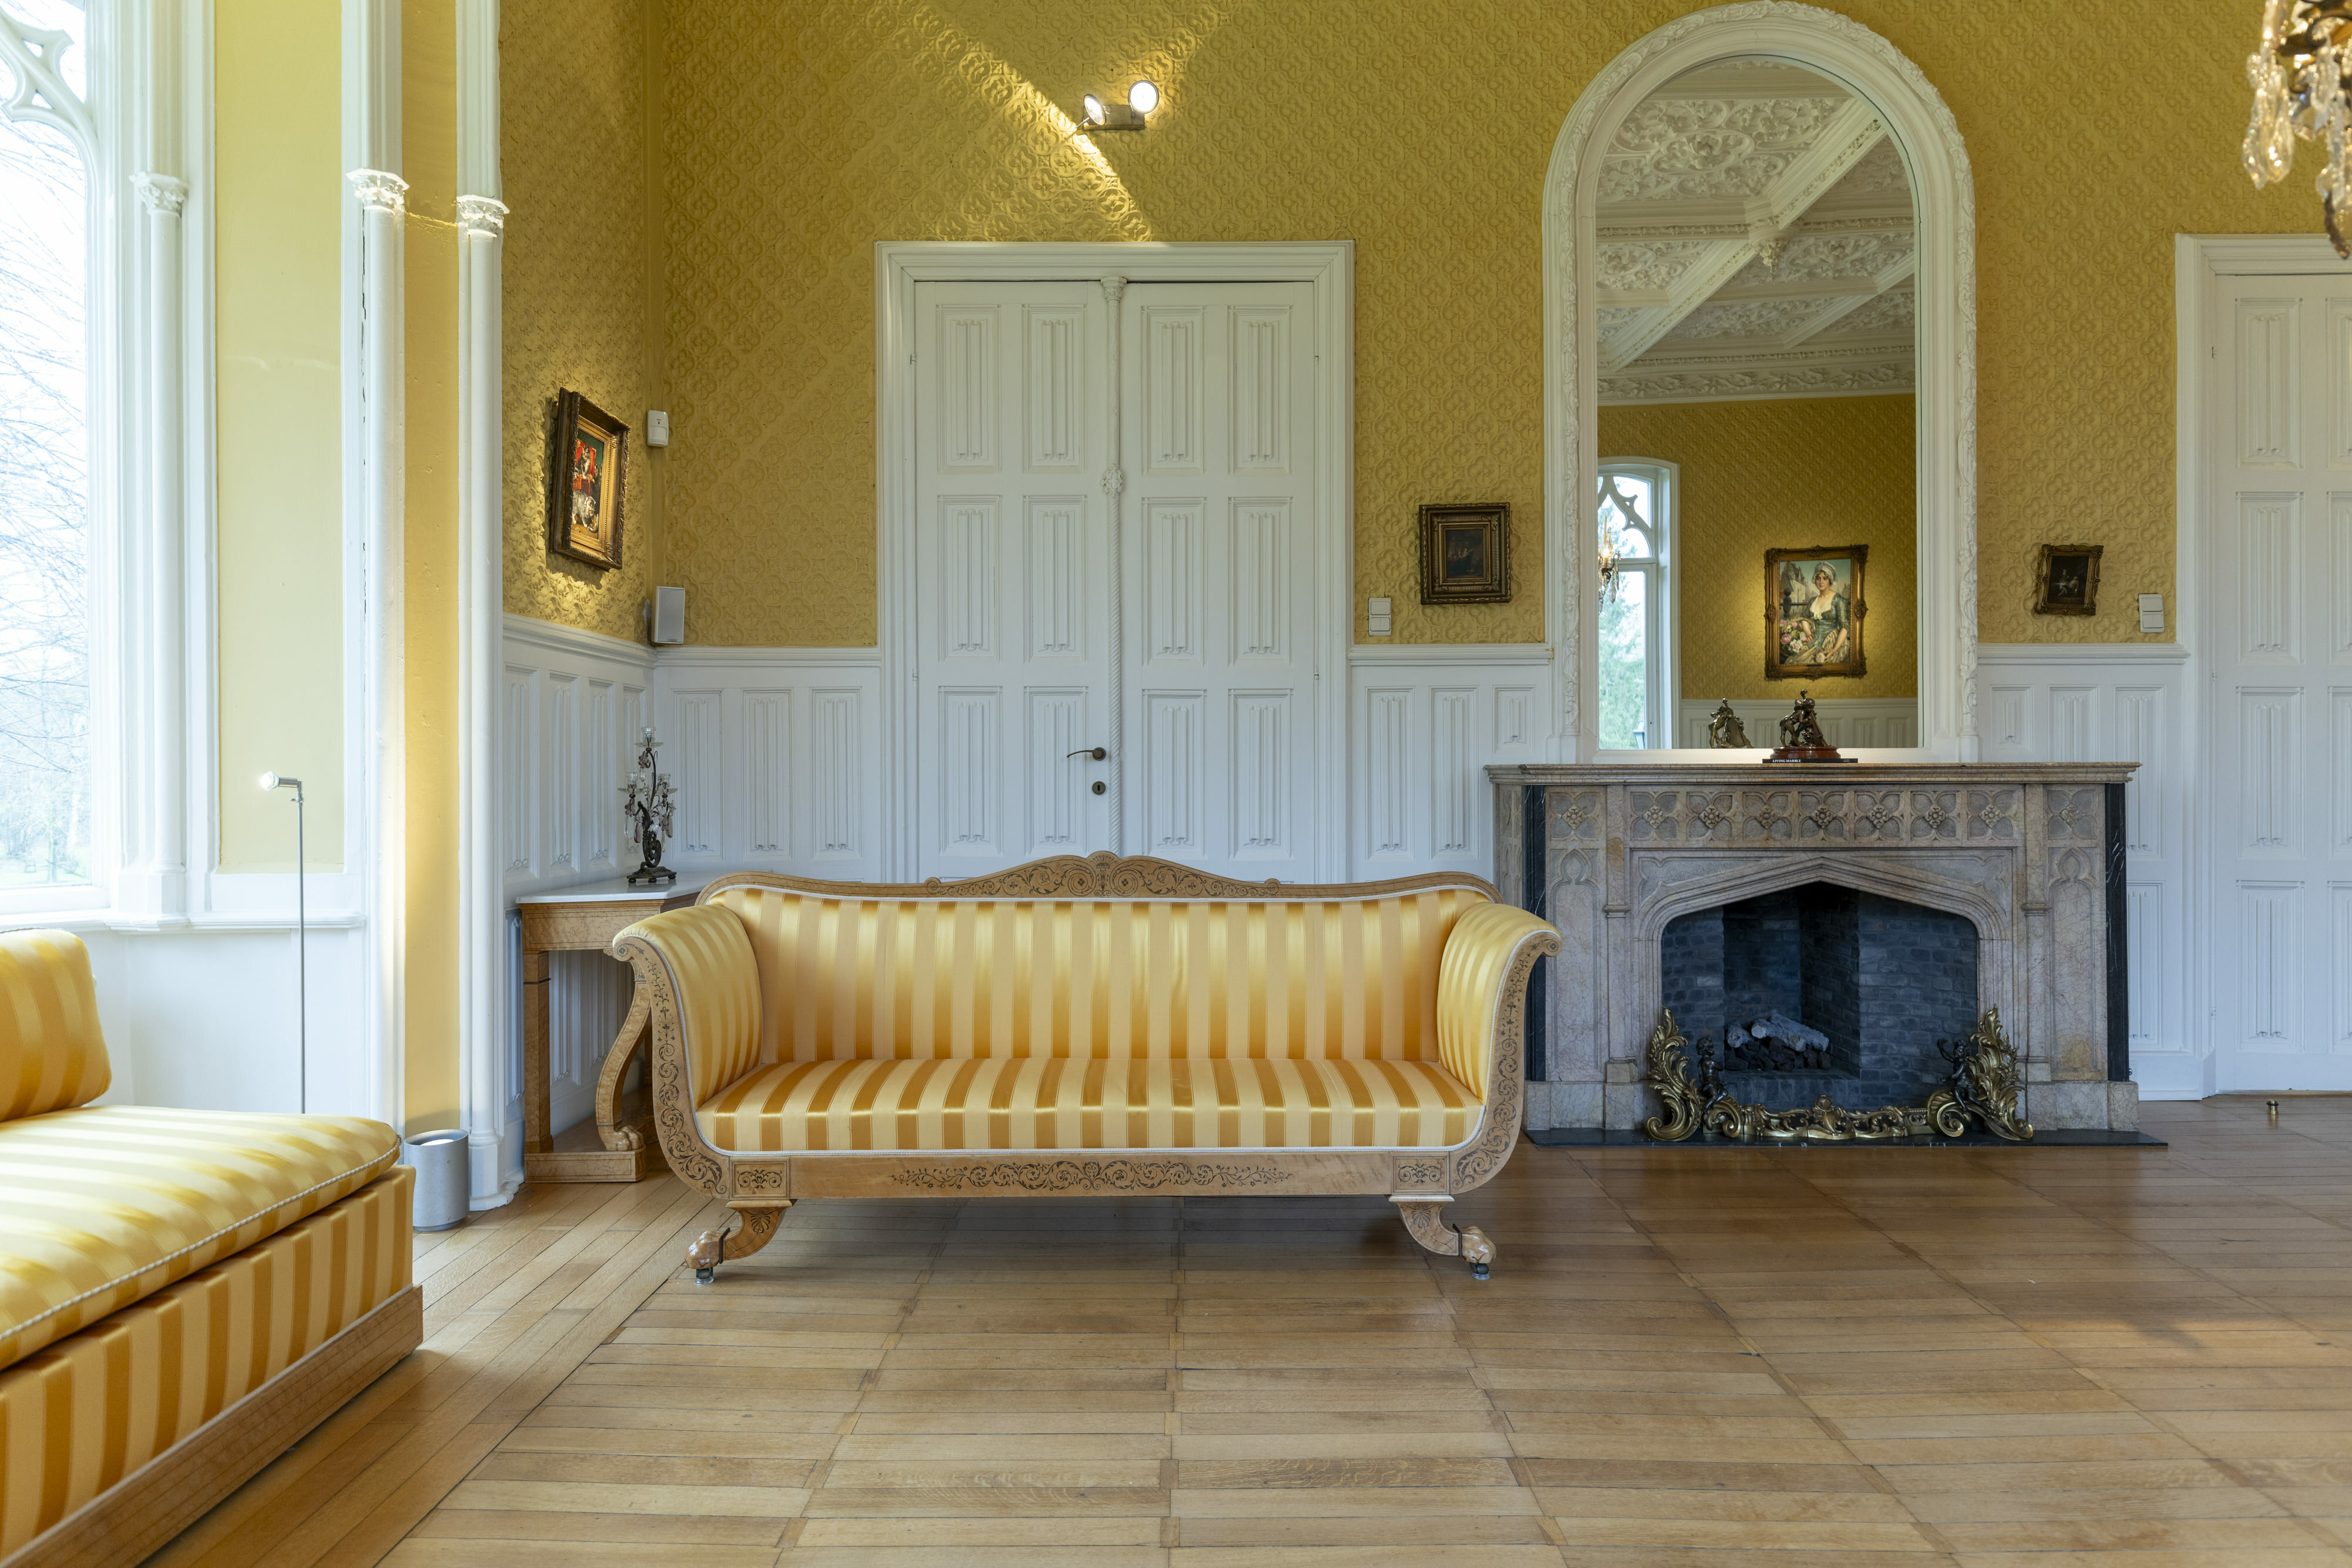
<box><xmin>2246</xmin><ymin>0</ymin><xmax>2352</xmax><ymax>255</ymax></box>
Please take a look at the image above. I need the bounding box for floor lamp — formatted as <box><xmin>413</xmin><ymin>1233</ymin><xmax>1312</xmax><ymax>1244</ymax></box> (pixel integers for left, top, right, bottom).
<box><xmin>261</xmin><ymin>773</ymin><xmax>306</xmax><ymax>1112</ymax></box>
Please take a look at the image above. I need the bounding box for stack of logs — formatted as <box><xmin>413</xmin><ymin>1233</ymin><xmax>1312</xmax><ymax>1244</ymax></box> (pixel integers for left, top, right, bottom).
<box><xmin>1723</xmin><ymin>1012</ymin><xmax>1832</xmax><ymax>1072</ymax></box>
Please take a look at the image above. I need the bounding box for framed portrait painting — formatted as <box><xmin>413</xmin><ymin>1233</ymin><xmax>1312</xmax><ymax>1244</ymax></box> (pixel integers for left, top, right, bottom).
<box><xmin>2032</xmin><ymin>543</ymin><xmax>2102</xmax><ymax>617</ymax></box>
<box><xmin>547</xmin><ymin>389</ymin><xmax>630</xmax><ymax>570</ymax></box>
<box><xmin>1418</xmin><ymin>502</ymin><xmax>1510</xmax><ymax>604</ymax></box>
<box><xmin>1764</xmin><ymin>544</ymin><xmax>1867</xmax><ymax>680</ymax></box>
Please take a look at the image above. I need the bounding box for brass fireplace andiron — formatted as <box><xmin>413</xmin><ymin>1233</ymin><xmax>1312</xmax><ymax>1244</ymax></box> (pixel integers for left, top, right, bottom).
<box><xmin>1639</xmin><ymin>1007</ymin><xmax>2034</xmax><ymax>1143</ymax></box>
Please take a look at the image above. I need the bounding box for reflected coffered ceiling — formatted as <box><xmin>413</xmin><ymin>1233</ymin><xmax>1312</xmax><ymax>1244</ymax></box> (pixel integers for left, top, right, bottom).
<box><xmin>1595</xmin><ymin>61</ymin><xmax>1915</xmax><ymax>404</ymax></box>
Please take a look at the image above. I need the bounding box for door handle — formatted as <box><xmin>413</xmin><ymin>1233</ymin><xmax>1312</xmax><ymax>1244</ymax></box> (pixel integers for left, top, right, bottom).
<box><xmin>1066</xmin><ymin>746</ymin><xmax>1108</xmax><ymax>761</ymax></box>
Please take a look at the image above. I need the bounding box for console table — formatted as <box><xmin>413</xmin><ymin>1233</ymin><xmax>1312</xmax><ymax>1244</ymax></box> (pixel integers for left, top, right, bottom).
<box><xmin>514</xmin><ymin>875</ymin><xmax>710</xmax><ymax>1182</ymax></box>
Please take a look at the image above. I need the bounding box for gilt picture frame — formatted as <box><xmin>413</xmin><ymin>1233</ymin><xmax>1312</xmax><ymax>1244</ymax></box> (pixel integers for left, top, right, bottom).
<box><xmin>2032</xmin><ymin>543</ymin><xmax>2102</xmax><ymax>617</ymax></box>
<box><xmin>1418</xmin><ymin>503</ymin><xmax>1511</xmax><ymax>604</ymax></box>
<box><xmin>1764</xmin><ymin>544</ymin><xmax>1867</xmax><ymax>681</ymax></box>
<box><xmin>548</xmin><ymin>389</ymin><xmax>630</xmax><ymax>571</ymax></box>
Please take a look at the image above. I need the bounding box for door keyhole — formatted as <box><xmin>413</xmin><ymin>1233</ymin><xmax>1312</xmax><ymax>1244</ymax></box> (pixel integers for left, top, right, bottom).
<box><xmin>1091</xmin><ymin>781</ymin><xmax>1106</xmax><ymax>794</ymax></box>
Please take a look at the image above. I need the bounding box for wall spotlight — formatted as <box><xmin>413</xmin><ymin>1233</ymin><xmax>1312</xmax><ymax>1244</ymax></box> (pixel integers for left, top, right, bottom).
<box><xmin>1079</xmin><ymin>78</ymin><xmax>1158</xmax><ymax>134</ymax></box>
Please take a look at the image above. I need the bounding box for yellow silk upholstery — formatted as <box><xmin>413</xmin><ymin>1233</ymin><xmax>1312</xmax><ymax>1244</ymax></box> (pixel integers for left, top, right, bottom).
<box><xmin>1436</xmin><ymin>903</ymin><xmax>1561</xmax><ymax>1096</ymax></box>
<box><xmin>0</xmin><ymin>1105</ymin><xmax>399</xmax><ymax>1372</ymax></box>
<box><xmin>696</xmin><ymin>1055</ymin><xmax>1481</xmax><ymax>1152</ymax></box>
<box><xmin>630</xmin><ymin>902</ymin><xmax>762</xmax><ymax>1102</ymax></box>
<box><xmin>0</xmin><ymin>1168</ymin><xmax>412</xmax><ymax>1559</ymax></box>
<box><xmin>0</xmin><ymin>930</ymin><xmax>111</xmax><ymax>1122</ymax></box>
<box><xmin>704</xmin><ymin>886</ymin><xmax>1489</xmax><ymax>1066</ymax></box>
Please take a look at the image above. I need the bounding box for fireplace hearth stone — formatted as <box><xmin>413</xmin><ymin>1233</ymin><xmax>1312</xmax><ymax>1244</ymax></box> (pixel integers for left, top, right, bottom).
<box><xmin>1489</xmin><ymin>762</ymin><xmax>2139</xmax><ymax>1134</ymax></box>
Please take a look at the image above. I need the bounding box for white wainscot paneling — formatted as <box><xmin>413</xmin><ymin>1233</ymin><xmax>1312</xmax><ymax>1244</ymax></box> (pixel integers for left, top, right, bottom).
<box><xmin>651</xmin><ymin>646</ymin><xmax>887</xmax><ymax>882</ymax></box>
<box><xmin>501</xmin><ymin>616</ymin><xmax>656</xmax><ymax>897</ymax></box>
<box><xmin>1977</xmin><ymin>643</ymin><xmax>2200</xmax><ymax>1097</ymax></box>
<box><xmin>1672</xmin><ymin>697</ymin><xmax>1920</xmax><ymax>750</ymax></box>
<box><xmin>500</xmin><ymin>617</ymin><xmax>660</xmax><ymax>1140</ymax></box>
<box><xmin>1349</xmin><ymin>647</ymin><xmax>1553</xmax><ymax>877</ymax></box>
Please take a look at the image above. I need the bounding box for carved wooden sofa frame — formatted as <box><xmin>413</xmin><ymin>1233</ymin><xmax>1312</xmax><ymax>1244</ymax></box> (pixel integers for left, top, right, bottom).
<box><xmin>607</xmin><ymin>853</ymin><xmax>1559</xmax><ymax>1282</ymax></box>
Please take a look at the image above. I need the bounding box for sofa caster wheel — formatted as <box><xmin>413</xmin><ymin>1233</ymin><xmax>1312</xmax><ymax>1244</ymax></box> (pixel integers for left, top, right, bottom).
<box><xmin>694</xmin><ymin>1265</ymin><xmax>716</xmax><ymax>1285</ymax></box>
<box><xmin>1471</xmin><ymin>1261</ymin><xmax>1491</xmax><ymax>1281</ymax></box>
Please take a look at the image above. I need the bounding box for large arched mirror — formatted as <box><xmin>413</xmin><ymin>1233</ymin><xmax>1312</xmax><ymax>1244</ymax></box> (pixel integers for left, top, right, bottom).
<box><xmin>1545</xmin><ymin>6</ymin><xmax>1975</xmax><ymax>761</ymax></box>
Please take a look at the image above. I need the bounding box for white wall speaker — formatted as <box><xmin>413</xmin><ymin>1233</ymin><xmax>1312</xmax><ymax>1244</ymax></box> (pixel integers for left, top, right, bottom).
<box><xmin>653</xmin><ymin>585</ymin><xmax>686</xmax><ymax>645</ymax></box>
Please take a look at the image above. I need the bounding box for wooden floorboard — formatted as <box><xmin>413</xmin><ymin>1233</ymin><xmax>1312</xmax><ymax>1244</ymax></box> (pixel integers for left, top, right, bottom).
<box><xmin>138</xmin><ymin>1096</ymin><xmax>2352</xmax><ymax>1564</ymax></box>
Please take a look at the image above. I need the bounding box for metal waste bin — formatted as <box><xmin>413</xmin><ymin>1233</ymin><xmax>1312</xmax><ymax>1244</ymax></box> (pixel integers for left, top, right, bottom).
<box><xmin>402</xmin><ymin>1128</ymin><xmax>469</xmax><ymax>1232</ymax></box>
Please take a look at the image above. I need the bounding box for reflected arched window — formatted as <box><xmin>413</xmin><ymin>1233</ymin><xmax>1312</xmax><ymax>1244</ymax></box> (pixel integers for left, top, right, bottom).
<box><xmin>0</xmin><ymin>2</ymin><xmax>93</xmax><ymax>887</ymax></box>
<box><xmin>1597</xmin><ymin>459</ymin><xmax>1674</xmax><ymax>750</ymax></box>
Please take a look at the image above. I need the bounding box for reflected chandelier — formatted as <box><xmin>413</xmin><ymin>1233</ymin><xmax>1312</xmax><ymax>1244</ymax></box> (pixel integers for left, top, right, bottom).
<box><xmin>2246</xmin><ymin>0</ymin><xmax>2352</xmax><ymax>255</ymax></box>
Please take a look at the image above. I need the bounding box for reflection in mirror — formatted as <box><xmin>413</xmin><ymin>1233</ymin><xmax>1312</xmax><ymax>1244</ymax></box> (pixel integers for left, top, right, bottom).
<box><xmin>1592</xmin><ymin>58</ymin><xmax>1919</xmax><ymax>750</ymax></box>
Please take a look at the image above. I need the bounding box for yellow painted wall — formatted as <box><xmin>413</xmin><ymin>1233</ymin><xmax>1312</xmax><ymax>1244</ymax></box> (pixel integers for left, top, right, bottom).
<box><xmin>213</xmin><ymin>0</ymin><xmax>343</xmax><ymax>870</ymax></box>
<box><xmin>1601</xmin><ymin>396</ymin><xmax>1917</xmax><ymax>702</ymax></box>
<box><xmin>403</xmin><ymin>0</ymin><xmax>460</xmax><ymax>1134</ymax></box>
<box><xmin>612</xmin><ymin>0</ymin><xmax>2306</xmax><ymax>648</ymax></box>
<box><xmin>499</xmin><ymin>0</ymin><xmax>660</xmax><ymax>641</ymax></box>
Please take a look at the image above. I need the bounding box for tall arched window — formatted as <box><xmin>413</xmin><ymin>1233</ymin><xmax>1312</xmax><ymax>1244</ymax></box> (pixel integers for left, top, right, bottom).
<box><xmin>1597</xmin><ymin>458</ymin><xmax>1675</xmax><ymax>750</ymax></box>
<box><xmin>0</xmin><ymin>2</ymin><xmax>94</xmax><ymax>889</ymax></box>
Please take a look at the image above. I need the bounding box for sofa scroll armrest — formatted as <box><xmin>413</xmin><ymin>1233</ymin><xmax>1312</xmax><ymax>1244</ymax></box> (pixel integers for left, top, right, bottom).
<box><xmin>609</xmin><ymin>904</ymin><xmax>762</xmax><ymax>1112</ymax></box>
<box><xmin>1436</xmin><ymin>902</ymin><xmax>1563</xmax><ymax>1101</ymax></box>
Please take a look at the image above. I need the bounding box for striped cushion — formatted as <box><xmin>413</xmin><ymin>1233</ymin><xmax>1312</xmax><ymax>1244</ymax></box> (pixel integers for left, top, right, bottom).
<box><xmin>0</xmin><ymin>1105</ymin><xmax>399</xmax><ymax>1372</ymax></box>
<box><xmin>0</xmin><ymin>929</ymin><xmax>111</xmax><ymax>1122</ymax></box>
<box><xmin>0</xmin><ymin>1169</ymin><xmax>413</xmax><ymax>1557</ymax></box>
<box><xmin>696</xmin><ymin>1055</ymin><xmax>1482</xmax><ymax>1152</ymax></box>
<box><xmin>706</xmin><ymin>887</ymin><xmax>1489</xmax><ymax>1065</ymax></box>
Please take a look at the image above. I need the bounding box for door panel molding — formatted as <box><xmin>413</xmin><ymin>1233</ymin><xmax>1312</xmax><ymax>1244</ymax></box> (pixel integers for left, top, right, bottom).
<box><xmin>878</xmin><ymin>243</ymin><xmax>1354</xmax><ymax>881</ymax></box>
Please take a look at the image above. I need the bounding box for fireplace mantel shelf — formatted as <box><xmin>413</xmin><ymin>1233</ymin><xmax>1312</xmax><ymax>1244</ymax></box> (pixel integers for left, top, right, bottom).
<box><xmin>1488</xmin><ymin>761</ymin><xmax>2139</xmax><ymax>1138</ymax></box>
<box><xmin>1487</xmin><ymin>763</ymin><xmax>2137</xmax><ymax>784</ymax></box>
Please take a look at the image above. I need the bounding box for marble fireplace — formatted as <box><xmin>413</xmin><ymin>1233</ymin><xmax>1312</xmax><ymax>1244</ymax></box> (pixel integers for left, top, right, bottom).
<box><xmin>1488</xmin><ymin>764</ymin><xmax>2140</xmax><ymax>1133</ymax></box>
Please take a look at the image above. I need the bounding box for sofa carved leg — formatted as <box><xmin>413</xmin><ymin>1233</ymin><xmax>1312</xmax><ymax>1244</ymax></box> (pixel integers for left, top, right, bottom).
<box><xmin>689</xmin><ymin>1200</ymin><xmax>791</xmax><ymax>1284</ymax></box>
<box><xmin>1391</xmin><ymin>1196</ymin><xmax>1496</xmax><ymax>1279</ymax></box>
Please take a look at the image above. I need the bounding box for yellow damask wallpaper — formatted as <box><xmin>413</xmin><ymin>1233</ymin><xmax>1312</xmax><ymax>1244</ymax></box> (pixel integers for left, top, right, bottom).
<box><xmin>1601</xmin><ymin>396</ymin><xmax>1917</xmax><ymax>701</ymax></box>
<box><xmin>585</xmin><ymin>1</ymin><xmax>2307</xmax><ymax>647</ymax></box>
<box><xmin>500</xmin><ymin>0</ymin><xmax>657</xmax><ymax>643</ymax></box>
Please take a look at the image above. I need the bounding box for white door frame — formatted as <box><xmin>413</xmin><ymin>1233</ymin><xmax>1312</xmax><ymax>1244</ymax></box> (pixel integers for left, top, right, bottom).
<box><xmin>2179</xmin><ymin>233</ymin><xmax>2352</xmax><ymax>1094</ymax></box>
<box><xmin>875</xmin><ymin>241</ymin><xmax>1355</xmax><ymax>881</ymax></box>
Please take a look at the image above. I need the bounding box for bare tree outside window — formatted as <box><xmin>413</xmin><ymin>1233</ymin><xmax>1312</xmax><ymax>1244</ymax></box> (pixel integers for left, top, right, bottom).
<box><xmin>0</xmin><ymin>0</ymin><xmax>93</xmax><ymax>888</ymax></box>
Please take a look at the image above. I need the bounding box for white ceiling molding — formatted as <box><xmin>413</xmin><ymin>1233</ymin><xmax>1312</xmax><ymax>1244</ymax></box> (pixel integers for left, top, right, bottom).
<box><xmin>1544</xmin><ymin>1</ymin><xmax>1978</xmax><ymax>763</ymax></box>
<box><xmin>1592</xmin><ymin>49</ymin><xmax>1917</xmax><ymax>400</ymax></box>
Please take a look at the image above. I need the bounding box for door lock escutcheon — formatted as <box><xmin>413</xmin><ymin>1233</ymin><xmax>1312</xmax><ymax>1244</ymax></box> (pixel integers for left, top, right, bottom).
<box><xmin>1066</xmin><ymin>746</ymin><xmax>1108</xmax><ymax>761</ymax></box>
<box><xmin>1092</xmin><ymin>781</ymin><xmax>1107</xmax><ymax>794</ymax></box>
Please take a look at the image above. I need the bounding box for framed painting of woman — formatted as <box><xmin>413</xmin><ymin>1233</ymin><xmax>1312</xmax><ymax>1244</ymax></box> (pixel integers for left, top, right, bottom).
<box><xmin>1763</xmin><ymin>544</ymin><xmax>1867</xmax><ymax>680</ymax></box>
<box><xmin>547</xmin><ymin>389</ymin><xmax>630</xmax><ymax>570</ymax></box>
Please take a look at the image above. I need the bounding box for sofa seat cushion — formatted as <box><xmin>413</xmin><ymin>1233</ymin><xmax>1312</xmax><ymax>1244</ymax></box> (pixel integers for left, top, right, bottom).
<box><xmin>0</xmin><ymin>1105</ymin><xmax>400</xmax><ymax>1372</ymax></box>
<box><xmin>695</xmin><ymin>1056</ymin><xmax>1482</xmax><ymax>1153</ymax></box>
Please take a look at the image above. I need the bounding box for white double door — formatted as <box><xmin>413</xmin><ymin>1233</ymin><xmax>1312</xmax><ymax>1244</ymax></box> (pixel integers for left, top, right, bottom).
<box><xmin>2208</xmin><ymin>264</ymin><xmax>2352</xmax><ymax>1085</ymax></box>
<box><xmin>913</xmin><ymin>279</ymin><xmax>1322</xmax><ymax>880</ymax></box>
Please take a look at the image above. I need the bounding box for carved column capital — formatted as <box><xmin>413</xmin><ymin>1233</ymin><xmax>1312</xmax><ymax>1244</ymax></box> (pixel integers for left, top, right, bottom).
<box><xmin>456</xmin><ymin>193</ymin><xmax>509</xmax><ymax>236</ymax></box>
<box><xmin>346</xmin><ymin>168</ymin><xmax>409</xmax><ymax>214</ymax></box>
<box><xmin>132</xmin><ymin>172</ymin><xmax>188</xmax><ymax>216</ymax></box>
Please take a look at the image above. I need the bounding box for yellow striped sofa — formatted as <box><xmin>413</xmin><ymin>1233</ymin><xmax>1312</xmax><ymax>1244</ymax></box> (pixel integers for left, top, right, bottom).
<box><xmin>0</xmin><ymin>930</ymin><xmax>421</xmax><ymax>1567</ymax></box>
<box><xmin>609</xmin><ymin>854</ymin><xmax>1559</xmax><ymax>1282</ymax></box>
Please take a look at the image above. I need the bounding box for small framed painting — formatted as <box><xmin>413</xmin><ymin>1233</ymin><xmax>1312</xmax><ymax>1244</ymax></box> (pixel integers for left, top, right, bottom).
<box><xmin>547</xmin><ymin>389</ymin><xmax>630</xmax><ymax>570</ymax></box>
<box><xmin>1765</xmin><ymin>544</ymin><xmax>1868</xmax><ymax>681</ymax></box>
<box><xmin>2032</xmin><ymin>543</ymin><xmax>2103</xmax><ymax>617</ymax></box>
<box><xmin>1419</xmin><ymin>502</ymin><xmax>1511</xmax><ymax>604</ymax></box>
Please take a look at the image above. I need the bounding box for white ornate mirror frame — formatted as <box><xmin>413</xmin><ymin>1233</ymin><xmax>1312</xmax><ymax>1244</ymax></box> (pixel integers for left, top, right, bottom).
<box><xmin>1541</xmin><ymin>2</ymin><xmax>1978</xmax><ymax>763</ymax></box>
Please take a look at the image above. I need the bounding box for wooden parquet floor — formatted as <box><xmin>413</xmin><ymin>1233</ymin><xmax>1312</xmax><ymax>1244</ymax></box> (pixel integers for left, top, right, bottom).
<box><xmin>141</xmin><ymin>1095</ymin><xmax>2352</xmax><ymax>1565</ymax></box>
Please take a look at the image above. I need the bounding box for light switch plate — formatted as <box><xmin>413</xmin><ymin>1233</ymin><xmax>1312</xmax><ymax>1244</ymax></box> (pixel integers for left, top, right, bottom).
<box><xmin>646</xmin><ymin>409</ymin><xmax>671</xmax><ymax>447</ymax></box>
<box><xmin>1368</xmin><ymin>596</ymin><xmax>1392</xmax><ymax>637</ymax></box>
<box><xmin>2137</xmin><ymin>593</ymin><xmax>2164</xmax><ymax>634</ymax></box>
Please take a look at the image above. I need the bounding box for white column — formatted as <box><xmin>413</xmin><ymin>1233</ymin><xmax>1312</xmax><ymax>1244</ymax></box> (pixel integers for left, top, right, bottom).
<box><xmin>456</xmin><ymin>0</ymin><xmax>507</xmax><ymax>1200</ymax></box>
<box><xmin>349</xmin><ymin>165</ymin><xmax>406</xmax><ymax>1130</ymax></box>
<box><xmin>119</xmin><ymin>168</ymin><xmax>191</xmax><ymax>924</ymax></box>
